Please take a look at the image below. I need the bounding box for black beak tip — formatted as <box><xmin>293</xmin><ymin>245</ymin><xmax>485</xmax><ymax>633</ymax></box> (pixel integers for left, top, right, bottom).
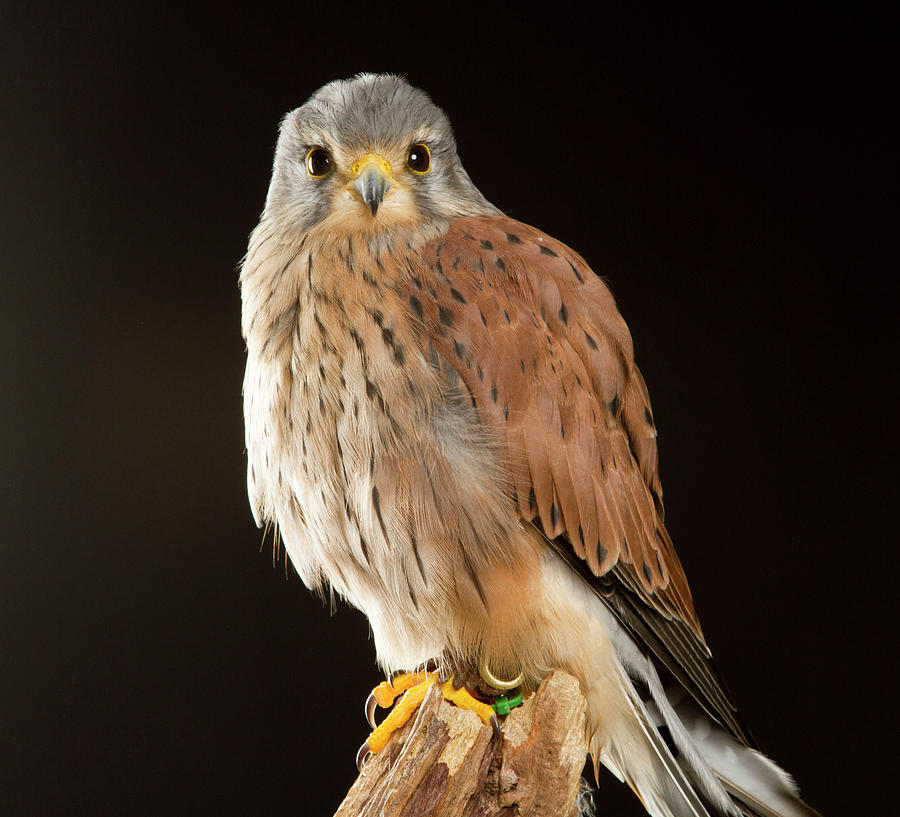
<box><xmin>357</xmin><ymin>168</ymin><xmax>390</xmax><ymax>218</ymax></box>
<box><xmin>363</xmin><ymin>181</ymin><xmax>385</xmax><ymax>216</ymax></box>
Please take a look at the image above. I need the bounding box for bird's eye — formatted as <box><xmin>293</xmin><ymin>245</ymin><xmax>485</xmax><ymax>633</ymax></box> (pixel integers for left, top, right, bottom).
<box><xmin>406</xmin><ymin>143</ymin><xmax>431</xmax><ymax>175</ymax></box>
<box><xmin>306</xmin><ymin>147</ymin><xmax>333</xmax><ymax>178</ymax></box>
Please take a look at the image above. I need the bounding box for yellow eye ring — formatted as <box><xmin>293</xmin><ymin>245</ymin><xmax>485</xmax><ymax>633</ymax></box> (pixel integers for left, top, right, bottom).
<box><xmin>406</xmin><ymin>143</ymin><xmax>431</xmax><ymax>175</ymax></box>
<box><xmin>306</xmin><ymin>147</ymin><xmax>333</xmax><ymax>178</ymax></box>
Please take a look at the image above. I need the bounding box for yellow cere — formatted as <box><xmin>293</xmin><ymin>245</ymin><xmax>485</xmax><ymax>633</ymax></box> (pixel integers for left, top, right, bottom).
<box><xmin>350</xmin><ymin>153</ymin><xmax>393</xmax><ymax>178</ymax></box>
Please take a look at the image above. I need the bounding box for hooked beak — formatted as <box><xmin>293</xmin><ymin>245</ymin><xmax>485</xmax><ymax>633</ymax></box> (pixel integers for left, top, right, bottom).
<box><xmin>348</xmin><ymin>153</ymin><xmax>394</xmax><ymax>217</ymax></box>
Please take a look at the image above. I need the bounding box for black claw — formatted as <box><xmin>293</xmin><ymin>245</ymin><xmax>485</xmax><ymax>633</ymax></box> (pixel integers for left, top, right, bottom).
<box><xmin>356</xmin><ymin>741</ymin><xmax>372</xmax><ymax>772</ymax></box>
<box><xmin>365</xmin><ymin>691</ymin><xmax>379</xmax><ymax>728</ymax></box>
<box><xmin>490</xmin><ymin>713</ymin><xmax>501</xmax><ymax>739</ymax></box>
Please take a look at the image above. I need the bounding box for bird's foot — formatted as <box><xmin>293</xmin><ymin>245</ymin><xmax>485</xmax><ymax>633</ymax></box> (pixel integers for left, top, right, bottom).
<box><xmin>357</xmin><ymin>670</ymin><xmax>498</xmax><ymax>770</ymax></box>
<box><xmin>439</xmin><ymin>678</ymin><xmax>497</xmax><ymax>729</ymax></box>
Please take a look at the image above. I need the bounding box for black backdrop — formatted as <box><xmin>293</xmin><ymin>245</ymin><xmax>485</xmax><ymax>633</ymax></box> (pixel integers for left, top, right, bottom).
<box><xmin>2</xmin><ymin>5</ymin><xmax>895</xmax><ymax>815</ymax></box>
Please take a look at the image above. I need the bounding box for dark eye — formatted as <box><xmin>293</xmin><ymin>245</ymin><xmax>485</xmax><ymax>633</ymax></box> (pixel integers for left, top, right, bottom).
<box><xmin>406</xmin><ymin>143</ymin><xmax>431</xmax><ymax>174</ymax></box>
<box><xmin>306</xmin><ymin>147</ymin><xmax>333</xmax><ymax>178</ymax></box>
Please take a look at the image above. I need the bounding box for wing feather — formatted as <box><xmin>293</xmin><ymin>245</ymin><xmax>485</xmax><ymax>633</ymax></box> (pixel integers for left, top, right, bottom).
<box><xmin>404</xmin><ymin>214</ymin><xmax>752</xmax><ymax>746</ymax></box>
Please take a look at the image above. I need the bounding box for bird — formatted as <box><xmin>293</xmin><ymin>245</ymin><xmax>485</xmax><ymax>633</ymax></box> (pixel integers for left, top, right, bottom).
<box><xmin>240</xmin><ymin>73</ymin><xmax>821</xmax><ymax>817</ymax></box>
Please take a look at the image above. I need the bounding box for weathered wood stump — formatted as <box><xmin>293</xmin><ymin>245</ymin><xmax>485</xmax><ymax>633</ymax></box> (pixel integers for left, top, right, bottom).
<box><xmin>334</xmin><ymin>670</ymin><xmax>588</xmax><ymax>817</ymax></box>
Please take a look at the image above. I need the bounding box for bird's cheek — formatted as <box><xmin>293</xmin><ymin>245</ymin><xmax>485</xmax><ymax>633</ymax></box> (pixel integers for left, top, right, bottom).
<box><xmin>373</xmin><ymin>185</ymin><xmax>420</xmax><ymax>225</ymax></box>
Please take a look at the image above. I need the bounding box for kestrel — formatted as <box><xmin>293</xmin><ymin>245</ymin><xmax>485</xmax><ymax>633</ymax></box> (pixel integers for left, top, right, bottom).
<box><xmin>240</xmin><ymin>74</ymin><xmax>821</xmax><ymax>817</ymax></box>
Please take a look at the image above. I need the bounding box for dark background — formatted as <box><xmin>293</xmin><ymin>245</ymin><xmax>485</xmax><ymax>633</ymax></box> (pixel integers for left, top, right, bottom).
<box><xmin>2</xmin><ymin>5</ymin><xmax>895</xmax><ymax>815</ymax></box>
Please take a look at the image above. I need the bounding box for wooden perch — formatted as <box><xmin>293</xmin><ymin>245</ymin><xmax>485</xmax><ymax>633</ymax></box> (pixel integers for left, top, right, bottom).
<box><xmin>334</xmin><ymin>670</ymin><xmax>588</xmax><ymax>817</ymax></box>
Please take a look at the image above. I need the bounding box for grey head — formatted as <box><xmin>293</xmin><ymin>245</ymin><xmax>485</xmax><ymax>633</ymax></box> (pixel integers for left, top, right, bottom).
<box><xmin>263</xmin><ymin>74</ymin><xmax>497</xmax><ymax>237</ymax></box>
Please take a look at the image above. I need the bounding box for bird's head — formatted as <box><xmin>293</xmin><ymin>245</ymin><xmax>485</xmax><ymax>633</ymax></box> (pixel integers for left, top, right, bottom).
<box><xmin>262</xmin><ymin>74</ymin><xmax>495</xmax><ymax>241</ymax></box>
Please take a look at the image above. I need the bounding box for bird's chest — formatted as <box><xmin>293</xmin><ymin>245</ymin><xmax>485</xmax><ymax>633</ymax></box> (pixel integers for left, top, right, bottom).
<box><xmin>244</xmin><ymin>268</ymin><xmax>436</xmax><ymax>587</ymax></box>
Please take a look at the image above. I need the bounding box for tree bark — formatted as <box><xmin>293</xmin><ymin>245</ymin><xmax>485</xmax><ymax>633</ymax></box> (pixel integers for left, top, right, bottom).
<box><xmin>334</xmin><ymin>670</ymin><xmax>588</xmax><ymax>817</ymax></box>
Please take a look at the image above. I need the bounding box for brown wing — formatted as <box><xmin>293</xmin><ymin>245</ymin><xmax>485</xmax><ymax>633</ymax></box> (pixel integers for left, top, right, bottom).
<box><xmin>403</xmin><ymin>214</ymin><xmax>752</xmax><ymax>745</ymax></box>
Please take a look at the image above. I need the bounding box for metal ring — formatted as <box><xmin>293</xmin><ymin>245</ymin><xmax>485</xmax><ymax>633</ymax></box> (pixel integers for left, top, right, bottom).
<box><xmin>478</xmin><ymin>654</ymin><xmax>524</xmax><ymax>691</ymax></box>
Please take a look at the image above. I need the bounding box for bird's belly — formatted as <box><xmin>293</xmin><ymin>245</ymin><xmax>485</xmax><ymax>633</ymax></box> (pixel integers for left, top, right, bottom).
<box><xmin>250</xmin><ymin>347</ymin><xmax>640</xmax><ymax>751</ymax></box>
<box><xmin>245</xmin><ymin>334</ymin><xmax>455</xmax><ymax>665</ymax></box>
<box><xmin>246</xmin><ymin>306</ymin><xmax>554</xmax><ymax>676</ymax></box>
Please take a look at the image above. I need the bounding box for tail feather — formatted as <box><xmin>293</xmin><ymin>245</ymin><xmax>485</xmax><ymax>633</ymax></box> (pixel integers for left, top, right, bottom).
<box><xmin>667</xmin><ymin>690</ymin><xmax>823</xmax><ymax>817</ymax></box>
<box><xmin>603</xmin><ymin>653</ymin><xmax>821</xmax><ymax>817</ymax></box>
<box><xmin>718</xmin><ymin>776</ymin><xmax>819</xmax><ymax>817</ymax></box>
<box><xmin>598</xmin><ymin>675</ymin><xmax>717</xmax><ymax>817</ymax></box>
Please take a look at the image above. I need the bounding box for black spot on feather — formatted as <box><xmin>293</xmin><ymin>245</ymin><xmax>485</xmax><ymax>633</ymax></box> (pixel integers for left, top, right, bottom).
<box><xmin>405</xmin><ymin>571</ymin><xmax>419</xmax><ymax>610</ymax></box>
<box><xmin>372</xmin><ymin>486</ymin><xmax>389</xmax><ymax>543</ymax></box>
<box><xmin>462</xmin><ymin>548</ymin><xmax>487</xmax><ymax>608</ymax></box>
<box><xmin>568</xmin><ymin>260</ymin><xmax>584</xmax><ymax>283</ymax></box>
<box><xmin>359</xmin><ymin>534</ymin><xmax>370</xmax><ymax>565</ymax></box>
<box><xmin>410</xmin><ymin>533</ymin><xmax>427</xmax><ymax>584</ymax></box>
<box><xmin>365</xmin><ymin>379</ymin><xmax>386</xmax><ymax>412</ymax></box>
<box><xmin>539</xmin><ymin>245</ymin><xmax>558</xmax><ymax>257</ymax></box>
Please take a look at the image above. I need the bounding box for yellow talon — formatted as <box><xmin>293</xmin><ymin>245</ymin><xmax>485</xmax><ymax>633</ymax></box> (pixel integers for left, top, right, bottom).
<box><xmin>369</xmin><ymin>671</ymin><xmax>433</xmax><ymax>711</ymax></box>
<box><xmin>361</xmin><ymin>670</ymin><xmax>501</xmax><ymax>764</ymax></box>
<box><xmin>388</xmin><ymin>671</ymin><xmax>433</xmax><ymax>697</ymax></box>
<box><xmin>366</xmin><ymin>671</ymin><xmax>436</xmax><ymax>729</ymax></box>
<box><xmin>440</xmin><ymin>679</ymin><xmax>495</xmax><ymax>726</ymax></box>
<box><xmin>366</xmin><ymin>673</ymin><xmax>438</xmax><ymax>753</ymax></box>
<box><xmin>370</xmin><ymin>680</ymin><xmax>398</xmax><ymax>708</ymax></box>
